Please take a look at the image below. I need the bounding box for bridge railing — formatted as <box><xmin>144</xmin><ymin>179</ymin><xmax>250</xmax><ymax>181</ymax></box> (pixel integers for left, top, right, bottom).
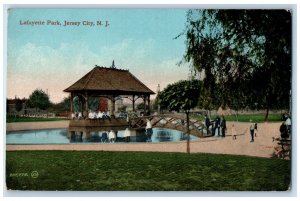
<box><xmin>129</xmin><ymin>114</ymin><xmax>207</xmax><ymax>138</ymax></box>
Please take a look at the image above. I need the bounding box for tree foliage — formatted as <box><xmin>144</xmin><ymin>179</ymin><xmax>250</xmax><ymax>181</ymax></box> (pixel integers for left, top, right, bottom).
<box><xmin>88</xmin><ymin>97</ymin><xmax>99</xmax><ymax>111</ymax></box>
<box><xmin>14</xmin><ymin>98</ymin><xmax>23</xmax><ymax>112</ymax></box>
<box><xmin>158</xmin><ymin>80</ymin><xmax>202</xmax><ymax>113</ymax></box>
<box><xmin>158</xmin><ymin>79</ymin><xmax>202</xmax><ymax>153</ymax></box>
<box><xmin>28</xmin><ymin>89</ymin><xmax>50</xmax><ymax>110</ymax></box>
<box><xmin>137</xmin><ymin>103</ymin><xmax>146</xmax><ymax>111</ymax></box>
<box><xmin>182</xmin><ymin>9</ymin><xmax>291</xmax><ymax>119</ymax></box>
<box><xmin>54</xmin><ymin>97</ymin><xmax>69</xmax><ymax>112</ymax></box>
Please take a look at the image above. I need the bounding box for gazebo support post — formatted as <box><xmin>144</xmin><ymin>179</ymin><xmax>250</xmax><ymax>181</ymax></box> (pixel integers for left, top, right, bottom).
<box><xmin>70</xmin><ymin>93</ymin><xmax>74</xmax><ymax>116</ymax></box>
<box><xmin>111</xmin><ymin>96</ymin><xmax>116</xmax><ymax>117</ymax></box>
<box><xmin>80</xmin><ymin>99</ymin><xmax>83</xmax><ymax>116</ymax></box>
<box><xmin>147</xmin><ymin>95</ymin><xmax>150</xmax><ymax>115</ymax></box>
<box><xmin>132</xmin><ymin>95</ymin><xmax>135</xmax><ymax>112</ymax></box>
<box><xmin>143</xmin><ymin>95</ymin><xmax>147</xmax><ymax>114</ymax></box>
<box><xmin>85</xmin><ymin>92</ymin><xmax>89</xmax><ymax>118</ymax></box>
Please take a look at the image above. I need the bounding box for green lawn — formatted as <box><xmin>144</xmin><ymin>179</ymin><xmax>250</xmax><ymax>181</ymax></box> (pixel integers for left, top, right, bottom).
<box><xmin>194</xmin><ymin>113</ymin><xmax>283</xmax><ymax>123</ymax></box>
<box><xmin>6</xmin><ymin>116</ymin><xmax>69</xmax><ymax>123</ymax></box>
<box><xmin>6</xmin><ymin>151</ymin><xmax>291</xmax><ymax>191</ymax></box>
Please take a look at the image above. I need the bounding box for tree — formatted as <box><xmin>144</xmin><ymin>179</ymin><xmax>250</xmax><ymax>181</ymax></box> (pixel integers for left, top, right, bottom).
<box><xmin>158</xmin><ymin>79</ymin><xmax>202</xmax><ymax>153</ymax></box>
<box><xmin>6</xmin><ymin>99</ymin><xmax>9</xmax><ymax>113</ymax></box>
<box><xmin>137</xmin><ymin>103</ymin><xmax>145</xmax><ymax>111</ymax></box>
<box><xmin>72</xmin><ymin>96</ymin><xmax>81</xmax><ymax>112</ymax></box>
<box><xmin>57</xmin><ymin>96</ymin><xmax>71</xmax><ymax>112</ymax></box>
<box><xmin>15</xmin><ymin>98</ymin><xmax>23</xmax><ymax>113</ymax></box>
<box><xmin>88</xmin><ymin>97</ymin><xmax>99</xmax><ymax>111</ymax></box>
<box><xmin>28</xmin><ymin>89</ymin><xmax>50</xmax><ymax>111</ymax></box>
<box><xmin>182</xmin><ymin>9</ymin><xmax>291</xmax><ymax>120</ymax></box>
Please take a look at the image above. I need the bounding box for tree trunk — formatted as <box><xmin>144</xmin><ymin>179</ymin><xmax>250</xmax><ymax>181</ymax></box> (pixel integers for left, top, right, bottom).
<box><xmin>264</xmin><ymin>108</ymin><xmax>269</xmax><ymax>122</ymax></box>
<box><xmin>186</xmin><ymin>111</ymin><xmax>190</xmax><ymax>154</ymax></box>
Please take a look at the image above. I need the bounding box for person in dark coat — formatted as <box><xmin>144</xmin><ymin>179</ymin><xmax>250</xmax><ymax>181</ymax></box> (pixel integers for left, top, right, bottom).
<box><xmin>205</xmin><ymin>114</ymin><xmax>211</xmax><ymax>135</ymax></box>
<box><xmin>250</xmin><ymin>120</ymin><xmax>255</xmax><ymax>142</ymax></box>
<box><xmin>214</xmin><ymin>116</ymin><xmax>221</xmax><ymax>136</ymax></box>
<box><xmin>220</xmin><ymin>115</ymin><xmax>227</xmax><ymax>137</ymax></box>
<box><xmin>280</xmin><ymin>122</ymin><xmax>289</xmax><ymax>139</ymax></box>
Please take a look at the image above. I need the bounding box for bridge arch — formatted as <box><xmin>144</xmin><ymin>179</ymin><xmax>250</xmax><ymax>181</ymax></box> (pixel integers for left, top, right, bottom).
<box><xmin>129</xmin><ymin>114</ymin><xmax>208</xmax><ymax>138</ymax></box>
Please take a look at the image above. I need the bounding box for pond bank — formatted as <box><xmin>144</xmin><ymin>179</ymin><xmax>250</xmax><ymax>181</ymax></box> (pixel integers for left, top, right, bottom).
<box><xmin>6</xmin><ymin>121</ymin><xmax>69</xmax><ymax>131</ymax></box>
<box><xmin>6</xmin><ymin>121</ymin><xmax>283</xmax><ymax>159</ymax></box>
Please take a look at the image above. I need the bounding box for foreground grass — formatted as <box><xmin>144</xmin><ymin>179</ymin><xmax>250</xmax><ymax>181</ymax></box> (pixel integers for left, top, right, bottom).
<box><xmin>194</xmin><ymin>113</ymin><xmax>282</xmax><ymax>123</ymax></box>
<box><xmin>6</xmin><ymin>116</ymin><xmax>69</xmax><ymax>123</ymax></box>
<box><xmin>6</xmin><ymin>151</ymin><xmax>290</xmax><ymax>191</ymax></box>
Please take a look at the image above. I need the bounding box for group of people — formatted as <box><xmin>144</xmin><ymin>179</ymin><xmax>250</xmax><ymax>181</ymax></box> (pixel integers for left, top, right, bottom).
<box><xmin>205</xmin><ymin>114</ymin><xmax>227</xmax><ymax>137</ymax></box>
<box><xmin>205</xmin><ymin>114</ymin><xmax>260</xmax><ymax>142</ymax></box>
<box><xmin>88</xmin><ymin>110</ymin><xmax>111</xmax><ymax>119</ymax></box>
<box><xmin>98</xmin><ymin>121</ymin><xmax>153</xmax><ymax>143</ymax></box>
<box><xmin>100</xmin><ymin>130</ymin><xmax>117</xmax><ymax>143</ymax></box>
<box><xmin>279</xmin><ymin>114</ymin><xmax>292</xmax><ymax>139</ymax></box>
<box><xmin>71</xmin><ymin>111</ymin><xmax>111</xmax><ymax>120</ymax></box>
<box><xmin>71</xmin><ymin>112</ymin><xmax>83</xmax><ymax>119</ymax></box>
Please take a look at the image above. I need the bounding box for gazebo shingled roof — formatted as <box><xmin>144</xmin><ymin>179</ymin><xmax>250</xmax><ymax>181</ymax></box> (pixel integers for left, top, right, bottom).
<box><xmin>63</xmin><ymin>66</ymin><xmax>155</xmax><ymax>95</ymax></box>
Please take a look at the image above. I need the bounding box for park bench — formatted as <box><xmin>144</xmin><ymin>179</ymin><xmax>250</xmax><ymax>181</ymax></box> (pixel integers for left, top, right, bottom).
<box><xmin>273</xmin><ymin>138</ymin><xmax>291</xmax><ymax>159</ymax></box>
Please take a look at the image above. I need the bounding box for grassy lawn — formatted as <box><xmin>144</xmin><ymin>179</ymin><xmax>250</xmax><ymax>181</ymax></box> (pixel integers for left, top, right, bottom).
<box><xmin>193</xmin><ymin>113</ymin><xmax>283</xmax><ymax>123</ymax></box>
<box><xmin>224</xmin><ymin>113</ymin><xmax>282</xmax><ymax>123</ymax></box>
<box><xmin>6</xmin><ymin>151</ymin><xmax>290</xmax><ymax>191</ymax></box>
<box><xmin>6</xmin><ymin>116</ymin><xmax>69</xmax><ymax>123</ymax></box>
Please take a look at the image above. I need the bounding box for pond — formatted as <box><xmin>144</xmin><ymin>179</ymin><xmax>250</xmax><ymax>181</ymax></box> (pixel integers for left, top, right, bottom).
<box><xmin>6</xmin><ymin>128</ymin><xmax>199</xmax><ymax>144</ymax></box>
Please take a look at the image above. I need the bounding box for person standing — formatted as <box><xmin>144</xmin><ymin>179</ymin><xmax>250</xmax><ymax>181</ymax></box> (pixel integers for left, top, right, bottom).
<box><xmin>250</xmin><ymin>120</ymin><xmax>255</xmax><ymax>142</ymax></box>
<box><xmin>280</xmin><ymin>122</ymin><xmax>288</xmax><ymax>139</ymax></box>
<box><xmin>220</xmin><ymin>115</ymin><xmax>227</xmax><ymax>137</ymax></box>
<box><xmin>254</xmin><ymin>123</ymin><xmax>258</xmax><ymax>137</ymax></box>
<box><xmin>214</xmin><ymin>116</ymin><xmax>221</xmax><ymax>136</ymax></box>
<box><xmin>124</xmin><ymin>128</ymin><xmax>131</xmax><ymax>142</ymax></box>
<box><xmin>205</xmin><ymin>114</ymin><xmax>211</xmax><ymax>135</ymax></box>
<box><xmin>101</xmin><ymin>131</ymin><xmax>108</xmax><ymax>143</ymax></box>
<box><xmin>108</xmin><ymin>130</ymin><xmax>116</xmax><ymax>143</ymax></box>
<box><xmin>285</xmin><ymin>115</ymin><xmax>291</xmax><ymax>136</ymax></box>
<box><xmin>231</xmin><ymin>124</ymin><xmax>237</xmax><ymax>140</ymax></box>
<box><xmin>145</xmin><ymin>119</ymin><xmax>153</xmax><ymax>142</ymax></box>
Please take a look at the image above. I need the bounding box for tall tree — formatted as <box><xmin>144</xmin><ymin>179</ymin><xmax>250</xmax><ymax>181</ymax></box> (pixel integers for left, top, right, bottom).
<box><xmin>14</xmin><ymin>98</ymin><xmax>23</xmax><ymax>113</ymax></box>
<box><xmin>158</xmin><ymin>79</ymin><xmax>202</xmax><ymax>153</ymax></box>
<box><xmin>182</xmin><ymin>9</ymin><xmax>291</xmax><ymax>120</ymax></box>
<box><xmin>28</xmin><ymin>89</ymin><xmax>50</xmax><ymax>111</ymax></box>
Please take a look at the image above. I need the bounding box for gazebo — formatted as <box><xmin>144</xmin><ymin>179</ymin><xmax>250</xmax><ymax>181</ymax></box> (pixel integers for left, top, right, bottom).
<box><xmin>64</xmin><ymin>65</ymin><xmax>155</xmax><ymax>118</ymax></box>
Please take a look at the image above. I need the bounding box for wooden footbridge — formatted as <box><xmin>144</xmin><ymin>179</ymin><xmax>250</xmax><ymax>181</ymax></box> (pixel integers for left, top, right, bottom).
<box><xmin>129</xmin><ymin>114</ymin><xmax>208</xmax><ymax>138</ymax></box>
<box><xmin>68</xmin><ymin>114</ymin><xmax>208</xmax><ymax>138</ymax></box>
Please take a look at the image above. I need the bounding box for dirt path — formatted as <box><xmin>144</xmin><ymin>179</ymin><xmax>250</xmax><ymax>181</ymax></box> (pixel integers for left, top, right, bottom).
<box><xmin>6</xmin><ymin>121</ymin><xmax>283</xmax><ymax>158</ymax></box>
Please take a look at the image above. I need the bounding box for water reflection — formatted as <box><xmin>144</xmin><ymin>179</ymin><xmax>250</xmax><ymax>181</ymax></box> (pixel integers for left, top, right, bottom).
<box><xmin>154</xmin><ymin>129</ymin><xmax>173</xmax><ymax>142</ymax></box>
<box><xmin>6</xmin><ymin>129</ymin><xmax>69</xmax><ymax>144</ymax></box>
<box><xmin>6</xmin><ymin>128</ymin><xmax>199</xmax><ymax>144</ymax></box>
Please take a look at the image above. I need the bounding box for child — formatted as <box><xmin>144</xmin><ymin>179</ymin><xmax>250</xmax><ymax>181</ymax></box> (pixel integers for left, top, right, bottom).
<box><xmin>231</xmin><ymin>124</ymin><xmax>237</xmax><ymax>140</ymax></box>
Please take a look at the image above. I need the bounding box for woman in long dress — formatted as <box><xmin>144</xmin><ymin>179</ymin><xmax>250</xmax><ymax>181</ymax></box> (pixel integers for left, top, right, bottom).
<box><xmin>124</xmin><ymin>128</ymin><xmax>131</xmax><ymax>142</ymax></box>
<box><xmin>108</xmin><ymin>130</ymin><xmax>116</xmax><ymax>143</ymax></box>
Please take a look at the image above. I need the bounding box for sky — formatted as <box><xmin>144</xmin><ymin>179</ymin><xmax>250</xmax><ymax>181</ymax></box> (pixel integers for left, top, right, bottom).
<box><xmin>7</xmin><ymin>8</ymin><xmax>191</xmax><ymax>103</ymax></box>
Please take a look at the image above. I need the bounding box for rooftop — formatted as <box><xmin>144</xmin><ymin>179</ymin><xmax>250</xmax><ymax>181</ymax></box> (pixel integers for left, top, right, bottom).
<box><xmin>64</xmin><ymin>66</ymin><xmax>155</xmax><ymax>95</ymax></box>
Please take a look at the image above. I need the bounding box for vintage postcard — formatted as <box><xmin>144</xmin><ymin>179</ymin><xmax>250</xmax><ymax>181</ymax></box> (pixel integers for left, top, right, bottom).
<box><xmin>5</xmin><ymin>7</ymin><xmax>293</xmax><ymax>193</ymax></box>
